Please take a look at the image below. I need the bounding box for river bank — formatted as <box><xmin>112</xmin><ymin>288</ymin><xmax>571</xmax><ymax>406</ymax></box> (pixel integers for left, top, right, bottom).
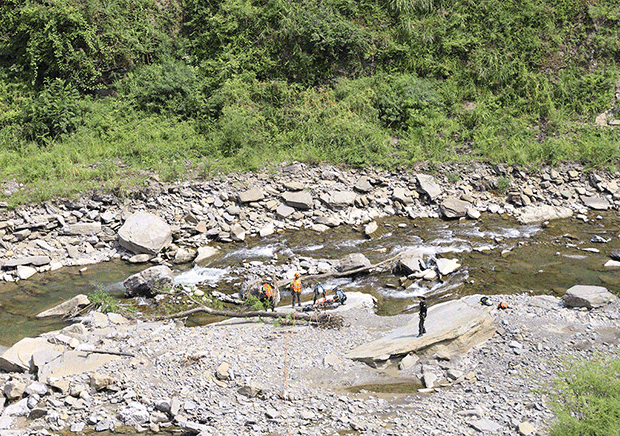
<box><xmin>1</xmin><ymin>291</ymin><xmax>619</xmax><ymax>435</ymax></box>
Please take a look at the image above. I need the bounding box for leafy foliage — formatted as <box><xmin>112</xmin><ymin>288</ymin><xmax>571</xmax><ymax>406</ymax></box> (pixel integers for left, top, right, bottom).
<box><xmin>548</xmin><ymin>353</ymin><xmax>620</xmax><ymax>436</ymax></box>
<box><xmin>0</xmin><ymin>0</ymin><xmax>620</xmax><ymax>204</ymax></box>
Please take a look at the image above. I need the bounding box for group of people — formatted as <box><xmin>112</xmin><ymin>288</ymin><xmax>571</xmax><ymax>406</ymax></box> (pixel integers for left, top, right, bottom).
<box><xmin>258</xmin><ymin>273</ymin><xmax>429</xmax><ymax>338</ymax></box>
<box><xmin>258</xmin><ymin>273</ymin><xmax>344</xmax><ymax>311</ymax></box>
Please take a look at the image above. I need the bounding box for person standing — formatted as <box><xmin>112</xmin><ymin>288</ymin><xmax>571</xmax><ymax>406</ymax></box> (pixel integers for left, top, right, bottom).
<box><xmin>290</xmin><ymin>272</ymin><xmax>302</xmax><ymax>308</ymax></box>
<box><xmin>418</xmin><ymin>296</ymin><xmax>427</xmax><ymax>337</ymax></box>
<box><xmin>261</xmin><ymin>280</ymin><xmax>276</xmax><ymax>311</ymax></box>
<box><xmin>313</xmin><ymin>283</ymin><xmax>326</xmax><ymax>306</ymax></box>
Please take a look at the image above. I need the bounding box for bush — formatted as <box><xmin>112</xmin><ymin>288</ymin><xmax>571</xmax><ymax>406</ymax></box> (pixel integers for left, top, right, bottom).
<box><xmin>548</xmin><ymin>353</ymin><xmax>620</xmax><ymax>436</ymax></box>
<box><xmin>20</xmin><ymin>78</ymin><xmax>86</xmax><ymax>143</ymax></box>
<box><xmin>121</xmin><ymin>59</ymin><xmax>201</xmax><ymax>118</ymax></box>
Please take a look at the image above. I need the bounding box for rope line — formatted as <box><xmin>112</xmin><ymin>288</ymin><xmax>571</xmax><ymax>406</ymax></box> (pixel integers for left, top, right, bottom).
<box><xmin>282</xmin><ymin>310</ymin><xmax>296</xmax><ymax>435</ymax></box>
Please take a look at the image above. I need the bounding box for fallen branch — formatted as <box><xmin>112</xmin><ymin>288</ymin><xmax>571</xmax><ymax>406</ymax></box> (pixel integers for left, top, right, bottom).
<box><xmin>152</xmin><ymin>305</ymin><xmax>343</xmax><ymax>328</ymax></box>
<box><xmin>86</xmin><ymin>349</ymin><xmax>135</xmax><ymax>357</ymax></box>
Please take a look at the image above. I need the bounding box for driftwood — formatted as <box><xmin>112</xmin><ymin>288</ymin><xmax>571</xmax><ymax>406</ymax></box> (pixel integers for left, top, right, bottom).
<box><xmin>86</xmin><ymin>349</ymin><xmax>135</xmax><ymax>357</ymax></box>
<box><xmin>153</xmin><ymin>305</ymin><xmax>344</xmax><ymax>328</ymax></box>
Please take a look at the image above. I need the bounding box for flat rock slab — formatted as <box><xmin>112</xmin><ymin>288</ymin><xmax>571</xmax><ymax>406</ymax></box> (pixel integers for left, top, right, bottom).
<box><xmin>345</xmin><ymin>296</ymin><xmax>495</xmax><ymax>366</ymax></box>
<box><xmin>36</xmin><ymin>294</ymin><xmax>90</xmax><ymax>318</ymax></box>
<box><xmin>38</xmin><ymin>350</ymin><xmax>121</xmax><ymax>383</ymax></box>
<box><xmin>0</xmin><ymin>337</ymin><xmax>65</xmax><ymax>373</ymax></box>
<box><xmin>563</xmin><ymin>285</ymin><xmax>617</xmax><ymax>308</ymax></box>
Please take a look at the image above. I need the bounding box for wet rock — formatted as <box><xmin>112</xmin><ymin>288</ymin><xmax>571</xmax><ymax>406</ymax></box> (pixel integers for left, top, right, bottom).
<box><xmin>36</xmin><ymin>294</ymin><xmax>90</xmax><ymax>318</ymax></box>
<box><xmin>123</xmin><ymin>265</ymin><xmax>174</xmax><ymax>297</ymax></box>
<box><xmin>338</xmin><ymin>253</ymin><xmax>370</xmax><ymax>272</ymax></box>
<box><xmin>436</xmin><ymin>258</ymin><xmax>461</xmax><ymax>275</ymax></box>
<box><xmin>194</xmin><ymin>246</ymin><xmax>219</xmax><ymax>265</ymax></box>
<box><xmin>517</xmin><ymin>204</ymin><xmax>573</xmax><ymax>224</ymax></box>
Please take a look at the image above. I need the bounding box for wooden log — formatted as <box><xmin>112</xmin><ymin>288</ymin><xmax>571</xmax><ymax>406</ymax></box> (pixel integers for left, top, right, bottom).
<box><xmin>153</xmin><ymin>305</ymin><xmax>331</xmax><ymax>323</ymax></box>
<box><xmin>86</xmin><ymin>349</ymin><xmax>135</xmax><ymax>357</ymax></box>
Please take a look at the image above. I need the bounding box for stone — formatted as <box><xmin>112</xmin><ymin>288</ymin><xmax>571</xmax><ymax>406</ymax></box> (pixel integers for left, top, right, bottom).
<box><xmin>36</xmin><ymin>294</ymin><xmax>90</xmax><ymax>318</ymax></box>
<box><xmin>123</xmin><ymin>265</ymin><xmax>174</xmax><ymax>297</ymax></box>
<box><xmin>281</xmin><ymin>191</ymin><xmax>313</xmax><ymax>210</ymax></box>
<box><xmin>216</xmin><ymin>362</ymin><xmax>230</xmax><ymax>381</ymax></box>
<box><xmin>364</xmin><ymin>221</ymin><xmax>378</xmax><ymax>236</ymax></box>
<box><xmin>417</xmin><ymin>174</ymin><xmax>442</xmax><ymax>200</ymax></box>
<box><xmin>25</xmin><ymin>382</ymin><xmax>48</xmax><ymax>396</ymax></box>
<box><xmin>440</xmin><ymin>197</ymin><xmax>470</xmax><ymax>219</ymax></box>
<box><xmin>194</xmin><ymin>246</ymin><xmax>220</xmax><ymax>265</ymax></box>
<box><xmin>118</xmin><ymin>211</ymin><xmax>172</xmax><ymax>255</ymax></box>
<box><xmin>238</xmin><ymin>188</ymin><xmax>264</xmax><ymax>203</ymax></box>
<box><xmin>3</xmin><ymin>379</ymin><xmax>26</xmax><ymax>400</ymax></box>
<box><xmin>338</xmin><ymin>253</ymin><xmax>371</xmax><ymax>272</ymax></box>
<box><xmin>2</xmin><ymin>256</ymin><xmax>51</xmax><ymax>268</ymax></box>
<box><xmin>117</xmin><ymin>401</ymin><xmax>150</xmax><ymax>426</ymax></box>
<box><xmin>470</xmin><ymin>418</ymin><xmax>502</xmax><ymax>432</ymax></box>
<box><xmin>581</xmin><ymin>195</ymin><xmax>610</xmax><ymax>210</ymax></box>
<box><xmin>173</xmin><ymin>246</ymin><xmax>196</xmax><ymax>264</ymax></box>
<box><xmin>324</xmin><ymin>191</ymin><xmax>357</xmax><ymax>209</ymax></box>
<box><xmin>354</xmin><ymin>177</ymin><xmax>373</xmax><ymax>193</ymax></box>
<box><xmin>392</xmin><ymin>187</ymin><xmax>415</xmax><ymax>206</ymax></box>
<box><xmin>16</xmin><ymin>265</ymin><xmax>37</xmax><ymax>280</ymax></box>
<box><xmin>518</xmin><ymin>421</ymin><xmax>537</xmax><ymax>436</ymax></box>
<box><xmin>63</xmin><ymin>222</ymin><xmax>102</xmax><ymax>236</ymax></box>
<box><xmin>398</xmin><ymin>353</ymin><xmax>419</xmax><ymax>370</ymax></box>
<box><xmin>38</xmin><ymin>351</ymin><xmax>121</xmax><ymax>383</ymax></box>
<box><xmin>276</xmin><ymin>204</ymin><xmax>295</xmax><ymax>218</ymax></box>
<box><xmin>436</xmin><ymin>258</ymin><xmax>461</xmax><ymax>275</ymax></box>
<box><xmin>90</xmin><ymin>373</ymin><xmax>116</xmax><ymax>391</ymax></box>
<box><xmin>563</xmin><ymin>285</ymin><xmax>617</xmax><ymax>308</ymax></box>
<box><xmin>517</xmin><ymin>204</ymin><xmax>573</xmax><ymax>224</ymax></box>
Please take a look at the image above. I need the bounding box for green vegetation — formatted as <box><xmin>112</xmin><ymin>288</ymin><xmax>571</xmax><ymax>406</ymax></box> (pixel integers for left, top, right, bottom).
<box><xmin>245</xmin><ymin>294</ymin><xmax>267</xmax><ymax>312</ymax></box>
<box><xmin>548</xmin><ymin>353</ymin><xmax>620</xmax><ymax>436</ymax></box>
<box><xmin>88</xmin><ymin>287</ymin><xmax>118</xmax><ymax>314</ymax></box>
<box><xmin>1</xmin><ymin>0</ymin><xmax>620</xmax><ymax>205</ymax></box>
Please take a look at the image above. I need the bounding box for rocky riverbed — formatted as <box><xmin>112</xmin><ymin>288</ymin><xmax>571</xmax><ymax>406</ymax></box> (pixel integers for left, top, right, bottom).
<box><xmin>1</xmin><ymin>290</ymin><xmax>619</xmax><ymax>436</ymax></box>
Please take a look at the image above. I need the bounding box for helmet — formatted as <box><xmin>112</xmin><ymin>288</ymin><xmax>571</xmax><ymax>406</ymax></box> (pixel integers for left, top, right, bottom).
<box><xmin>295</xmin><ymin>272</ymin><xmax>300</xmax><ymax>278</ymax></box>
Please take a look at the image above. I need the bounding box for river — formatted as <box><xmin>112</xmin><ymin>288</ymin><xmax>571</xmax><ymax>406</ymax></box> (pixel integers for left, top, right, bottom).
<box><xmin>2</xmin><ymin>211</ymin><xmax>619</xmax><ymax>348</ymax></box>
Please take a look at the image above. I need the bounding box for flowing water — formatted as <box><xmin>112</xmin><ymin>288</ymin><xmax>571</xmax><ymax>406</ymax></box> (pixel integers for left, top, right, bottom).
<box><xmin>2</xmin><ymin>212</ymin><xmax>619</xmax><ymax>347</ymax></box>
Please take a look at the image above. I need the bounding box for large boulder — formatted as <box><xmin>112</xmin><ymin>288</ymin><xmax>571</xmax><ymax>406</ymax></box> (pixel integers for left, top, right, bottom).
<box><xmin>0</xmin><ymin>337</ymin><xmax>65</xmax><ymax>373</ymax></box>
<box><xmin>440</xmin><ymin>197</ymin><xmax>470</xmax><ymax>219</ymax></box>
<box><xmin>123</xmin><ymin>265</ymin><xmax>174</xmax><ymax>297</ymax></box>
<box><xmin>416</xmin><ymin>174</ymin><xmax>442</xmax><ymax>201</ymax></box>
<box><xmin>563</xmin><ymin>285</ymin><xmax>617</xmax><ymax>308</ymax></box>
<box><xmin>397</xmin><ymin>250</ymin><xmax>425</xmax><ymax>275</ymax></box>
<box><xmin>345</xmin><ymin>296</ymin><xmax>495</xmax><ymax>367</ymax></box>
<box><xmin>118</xmin><ymin>211</ymin><xmax>172</xmax><ymax>255</ymax></box>
<box><xmin>517</xmin><ymin>204</ymin><xmax>573</xmax><ymax>224</ymax></box>
<box><xmin>338</xmin><ymin>253</ymin><xmax>371</xmax><ymax>272</ymax></box>
<box><xmin>36</xmin><ymin>294</ymin><xmax>90</xmax><ymax>318</ymax></box>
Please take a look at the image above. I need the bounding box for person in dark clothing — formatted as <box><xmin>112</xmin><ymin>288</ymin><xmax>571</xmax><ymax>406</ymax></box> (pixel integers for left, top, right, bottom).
<box><xmin>313</xmin><ymin>283</ymin><xmax>326</xmax><ymax>305</ymax></box>
<box><xmin>418</xmin><ymin>296</ymin><xmax>427</xmax><ymax>337</ymax></box>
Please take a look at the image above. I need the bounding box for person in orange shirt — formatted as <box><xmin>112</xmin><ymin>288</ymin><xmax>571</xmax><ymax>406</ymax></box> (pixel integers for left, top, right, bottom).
<box><xmin>290</xmin><ymin>272</ymin><xmax>302</xmax><ymax>307</ymax></box>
